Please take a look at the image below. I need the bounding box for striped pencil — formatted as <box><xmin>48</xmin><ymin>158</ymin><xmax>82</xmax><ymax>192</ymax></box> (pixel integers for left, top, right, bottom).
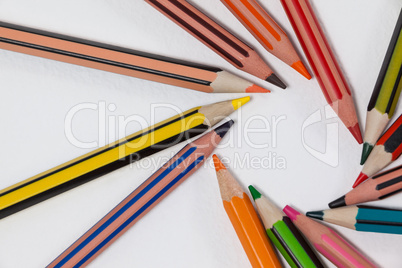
<box><xmin>354</xmin><ymin>113</ymin><xmax>402</xmax><ymax>187</ymax></box>
<box><xmin>213</xmin><ymin>155</ymin><xmax>281</xmax><ymax>268</ymax></box>
<box><xmin>248</xmin><ymin>186</ymin><xmax>324</xmax><ymax>268</ymax></box>
<box><xmin>47</xmin><ymin>120</ymin><xmax>234</xmax><ymax>268</ymax></box>
<box><xmin>284</xmin><ymin>206</ymin><xmax>376</xmax><ymax>268</ymax></box>
<box><xmin>0</xmin><ymin>98</ymin><xmax>248</xmax><ymax>220</ymax></box>
<box><xmin>330</xmin><ymin>164</ymin><xmax>402</xmax><ymax>208</ymax></box>
<box><xmin>219</xmin><ymin>0</ymin><xmax>311</xmax><ymax>79</ymax></box>
<box><xmin>307</xmin><ymin>206</ymin><xmax>402</xmax><ymax>235</ymax></box>
<box><xmin>361</xmin><ymin>9</ymin><xmax>402</xmax><ymax>164</ymax></box>
<box><xmin>0</xmin><ymin>21</ymin><xmax>268</xmax><ymax>93</ymax></box>
<box><xmin>279</xmin><ymin>0</ymin><xmax>363</xmax><ymax>143</ymax></box>
<box><xmin>146</xmin><ymin>0</ymin><xmax>287</xmax><ymax>89</ymax></box>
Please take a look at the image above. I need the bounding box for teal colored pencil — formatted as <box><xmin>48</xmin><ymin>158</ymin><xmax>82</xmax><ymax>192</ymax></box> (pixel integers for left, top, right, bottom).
<box><xmin>307</xmin><ymin>206</ymin><xmax>402</xmax><ymax>235</ymax></box>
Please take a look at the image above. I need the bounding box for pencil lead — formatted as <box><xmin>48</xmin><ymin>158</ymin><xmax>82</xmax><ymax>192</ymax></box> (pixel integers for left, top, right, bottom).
<box><xmin>213</xmin><ymin>120</ymin><xmax>234</xmax><ymax>138</ymax></box>
<box><xmin>266</xmin><ymin>74</ymin><xmax>287</xmax><ymax>89</ymax></box>
<box><xmin>246</xmin><ymin>84</ymin><xmax>271</xmax><ymax>93</ymax></box>
<box><xmin>291</xmin><ymin>61</ymin><xmax>312</xmax><ymax>80</ymax></box>
<box><xmin>213</xmin><ymin>154</ymin><xmax>226</xmax><ymax>172</ymax></box>
<box><xmin>231</xmin><ymin>96</ymin><xmax>250</xmax><ymax>110</ymax></box>
<box><xmin>353</xmin><ymin>172</ymin><xmax>369</xmax><ymax>188</ymax></box>
<box><xmin>283</xmin><ymin>205</ymin><xmax>300</xmax><ymax>221</ymax></box>
<box><xmin>248</xmin><ymin>185</ymin><xmax>261</xmax><ymax>201</ymax></box>
<box><xmin>329</xmin><ymin>195</ymin><xmax>346</xmax><ymax>208</ymax></box>
<box><xmin>306</xmin><ymin>210</ymin><xmax>324</xmax><ymax>220</ymax></box>
<box><xmin>348</xmin><ymin>123</ymin><xmax>363</xmax><ymax>144</ymax></box>
<box><xmin>360</xmin><ymin>143</ymin><xmax>374</xmax><ymax>165</ymax></box>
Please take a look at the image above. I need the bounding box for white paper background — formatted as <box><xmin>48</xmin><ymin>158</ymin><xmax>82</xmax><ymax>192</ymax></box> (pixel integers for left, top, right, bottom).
<box><xmin>0</xmin><ymin>0</ymin><xmax>401</xmax><ymax>267</ymax></box>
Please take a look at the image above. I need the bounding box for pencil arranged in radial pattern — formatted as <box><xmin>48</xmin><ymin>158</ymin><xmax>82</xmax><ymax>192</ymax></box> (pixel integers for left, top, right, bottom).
<box><xmin>248</xmin><ymin>186</ymin><xmax>324</xmax><ymax>268</ymax></box>
<box><xmin>330</xmin><ymin>164</ymin><xmax>402</xmax><ymax>208</ymax></box>
<box><xmin>0</xmin><ymin>97</ymin><xmax>249</xmax><ymax>220</ymax></box>
<box><xmin>0</xmin><ymin>21</ymin><xmax>268</xmax><ymax>94</ymax></box>
<box><xmin>213</xmin><ymin>155</ymin><xmax>281</xmax><ymax>268</ymax></box>
<box><xmin>283</xmin><ymin>206</ymin><xmax>376</xmax><ymax>268</ymax></box>
<box><xmin>219</xmin><ymin>0</ymin><xmax>311</xmax><ymax>79</ymax></box>
<box><xmin>361</xmin><ymin>9</ymin><xmax>402</xmax><ymax>164</ymax></box>
<box><xmin>146</xmin><ymin>0</ymin><xmax>287</xmax><ymax>89</ymax></box>
<box><xmin>280</xmin><ymin>0</ymin><xmax>362</xmax><ymax>143</ymax></box>
<box><xmin>307</xmin><ymin>206</ymin><xmax>402</xmax><ymax>235</ymax></box>
<box><xmin>47</xmin><ymin>121</ymin><xmax>234</xmax><ymax>268</ymax></box>
<box><xmin>354</xmin><ymin>113</ymin><xmax>402</xmax><ymax>187</ymax></box>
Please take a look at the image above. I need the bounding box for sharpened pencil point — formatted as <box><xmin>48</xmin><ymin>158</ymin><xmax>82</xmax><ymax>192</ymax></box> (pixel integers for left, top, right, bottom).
<box><xmin>348</xmin><ymin>123</ymin><xmax>363</xmax><ymax>144</ymax></box>
<box><xmin>246</xmin><ymin>84</ymin><xmax>271</xmax><ymax>93</ymax></box>
<box><xmin>213</xmin><ymin>120</ymin><xmax>234</xmax><ymax>138</ymax></box>
<box><xmin>231</xmin><ymin>96</ymin><xmax>250</xmax><ymax>110</ymax></box>
<box><xmin>248</xmin><ymin>185</ymin><xmax>261</xmax><ymax>201</ymax></box>
<box><xmin>213</xmin><ymin>154</ymin><xmax>226</xmax><ymax>172</ymax></box>
<box><xmin>329</xmin><ymin>195</ymin><xmax>346</xmax><ymax>208</ymax></box>
<box><xmin>353</xmin><ymin>172</ymin><xmax>369</xmax><ymax>188</ymax></box>
<box><xmin>306</xmin><ymin>210</ymin><xmax>324</xmax><ymax>220</ymax></box>
<box><xmin>266</xmin><ymin>74</ymin><xmax>287</xmax><ymax>89</ymax></box>
<box><xmin>291</xmin><ymin>61</ymin><xmax>312</xmax><ymax>80</ymax></box>
<box><xmin>360</xmin><ymin>143</ymin><xmax>374</xmax><ymax>165</ymax></box>
<box><xmin>283</xmin><ymin>205</ymin><xmax>300</xmax><ymax>221</ymax></box>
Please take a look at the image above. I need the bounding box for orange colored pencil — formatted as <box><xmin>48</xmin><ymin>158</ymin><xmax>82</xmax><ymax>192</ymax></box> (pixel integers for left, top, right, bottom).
<box><xmin>213</xmin><ymin>155</ymin><xmax>281</xmax><ymax>268</ymax></box>
<box><xmin>220</xmin><ymin>0</ymin><xmax>311</xmax><ymax>79</ymax></box>
<box><xmin>146</xmin><ymin>0</ymin><xmax>287</xmax><ymax>89</ymax></box>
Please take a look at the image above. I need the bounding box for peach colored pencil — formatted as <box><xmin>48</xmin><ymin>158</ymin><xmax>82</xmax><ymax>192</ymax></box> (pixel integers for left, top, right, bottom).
<box><xmin>280</xmin><ymin>0</ymin><xmax>362</xmax><ymax>143</ymax></box>
<box><xmin>220</xmin><ymin>0</ymin><xmax>311</xmax><ymax>79</ymax></box>
<box><xmin>47</xmin><ymin>121</ymin><xmax>233</xmax><ymax>268</ymax></box>
<box><xmin>146</xmin><ymin>0</ymin><xmax>287</xmax><ymax>89</ymax></box>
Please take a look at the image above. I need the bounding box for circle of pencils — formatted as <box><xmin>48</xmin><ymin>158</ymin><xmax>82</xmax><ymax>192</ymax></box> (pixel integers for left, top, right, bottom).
<box><xmin>248</xmin><ymin>185</ymin><xmax>324</xmax><ymax>268</ymax></box>
<box><xmin>307</xmin><ymin>205</ymin><xmax>402</xmax><ymax>235</ymax></box>
<box><xmin>330</xmin><ymin>164</ymin><xmax>402</xmax><ymax>208</ymax></box>
<box><xmin>279</xmin><ymin>0</ymin><xmax>363</xmax><ymax>143</ymax></box>
<box><xmin>361</xmin><ymin>9</ymin><xmax>402</xmax><ymax>164</ymax></box>
<box><xmin>146</xmin><ymin>0</ymin><xmax>287</xmax><ymax>88</ymax></box>
<box><xmin>0</xmin><ymin>98</ymin><xmax>248</xmax><ymax>220</ymax></box>
<box><xmin>354</xmin><ymin>113</ymin><xmax>402</xmax><ymax>187</ymax></box>
<box><xmin>219</xmin><ymin>0</ymin><xmax>311</xmax><ymax>79</ymax></box>
<box><xmin>283</xmin><ymin>205</ymin><xmax>376</xmax><ymax>268</ymax></box>
<box><xmin>47</xmin><ymin>120</ymin><xmax>234</xmax><ymax>268</ymax></box>
<box><xmin>212</xmin><ymin>155</ymin><xmax>281</xmax><ymax>268</ymax></box>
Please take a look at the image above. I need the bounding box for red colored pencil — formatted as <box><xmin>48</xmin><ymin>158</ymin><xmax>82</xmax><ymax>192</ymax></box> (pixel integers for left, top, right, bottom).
<box><xmin>279</xmin><ymin>0</ymin><xmax>362</xmax><ymax>143</ymax></box>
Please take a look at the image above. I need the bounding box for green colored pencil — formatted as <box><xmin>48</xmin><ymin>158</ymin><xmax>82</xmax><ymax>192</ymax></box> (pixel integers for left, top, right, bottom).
<box><xmin>248</xmin><ymin>186</ymin><xmax>324</xmax><ymax>268</ymax></box>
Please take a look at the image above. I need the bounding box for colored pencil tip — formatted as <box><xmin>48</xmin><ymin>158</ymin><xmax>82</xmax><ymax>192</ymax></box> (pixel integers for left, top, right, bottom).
<box><xmin>213</xmin><ymin>120</ymin><xmax>234</xmax><ymax>138</ymax></box>
<box><xmin>248</xmin><ymin>185</ymin><xmax>261</xmax><ymax>201</ymax></box>
<box><xmin>246</xmin><ymin>84</ymin><xmax>271</xmax><ymax>93</ymax></box>
<box><xmin>328</xmin><ymin>195</ymin><xmax>346</xmax><ymax>208</ymax></box>
<box><xmin>348</xmin><ymin>123</ymin><xmax>363</xmax><ymax>144</ymax></box>
<box><xmin>231</xmin><ymin>96</ymin><xmax>250</xmax><ymax>110</ymax></box>
<box><xmin>353</xmin><ymin>172</ymin><xmax>369</xmax><ymax>188</ymax></box>
<box><xmin>283</xmin><ymin>205</ymin><xmax>300</xmax><ymax>221</ymax></box>
<box><xmin>306</xmin><ymin>210</ymin><xmax>324</xmax><ymax>220</ymax></box>
<box><xmin>266</xmin><ymin>74</ymin><xmax>287</xmax><ymax>89</ymax></box>
<box><xmin>291</xmin><ymin>61</ymin><xmax>312</xmax><ymax>80</ymax></box>
<box><xmin>360</xmin><ymin>143</ymin><xmax>374</xmax><ymax>165</ymax></box>
<box><xmin>212</xmin><ymin>154</ymin><xmax>226</xmax><ymax>172</ymax></box>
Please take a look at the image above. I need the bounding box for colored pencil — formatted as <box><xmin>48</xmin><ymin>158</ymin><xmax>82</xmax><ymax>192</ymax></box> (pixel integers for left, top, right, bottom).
<box><xmin>219</xmin><ymin>0</ymin><xmax>311</xmax><ymax>79</ymax></box>
<box><xmin>0</xmin><ymin>98</ymin><xmax>248</xmax><ymax>220</ymax></box>
<box><xmin>47</xmin><ymin>121</ymin><xmax>234</xmax><ymax>268</ymax></box>
<box><xmin>330</xmin><ymin>164</ymin><xmax>402</xmax><ymax>208</ymax></box>
<box><xmin>213</xmin><ymin>155</ymin><xmax>281</xmax><ymax>268</ymax></box>
<box><xmin>146</xmin><ymin>0</ymin><xmax>287</xmax><ymax>89</ymax></box>
<box><xmin>354</xmin><ymin>113</ymin><xmax>402</xmax><ymax>188</ymax></box>
<box><xmin>279</xmin><ymin>0</ymin><xmax>362</xmax><ymax>143</ymax></box>
<box><xmin>248</xmin><ymin>186</ymin><xmax>323</xmax><ymax>268</ymax></box>
<box><xmin>283</xmin><ymin>206</ymin><xmax>376</xmax><ymax>268</ymax></box>
<box><xmin>307</xmin><ymin>206</ymin><xmax>402</xmax><ymax>235</ymax></box>
<box><xmin>361</xmin><ymin>9</ymin><xmax>402</xmax><ymax>164</ymax></box>
<box><xmin>0</xmin><ymin>21</ymin><xmax>268</xmax><ymax>94</ymax></box>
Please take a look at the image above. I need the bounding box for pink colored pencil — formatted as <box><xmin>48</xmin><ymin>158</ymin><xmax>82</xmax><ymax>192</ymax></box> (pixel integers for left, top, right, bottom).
<box><xmin>284</xmin><ymin>205</ymin><xmax>376</xmax><ymax>268</ymax></box>
<box><xmin>47</xmin><ymin>121</ymin><xmax>233</xmax><ymax>268</ymax></box>
<box><xmin>280</xmin><ymin>0</ymin><xmax>362</xmax><ymax>143</ymax></box>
